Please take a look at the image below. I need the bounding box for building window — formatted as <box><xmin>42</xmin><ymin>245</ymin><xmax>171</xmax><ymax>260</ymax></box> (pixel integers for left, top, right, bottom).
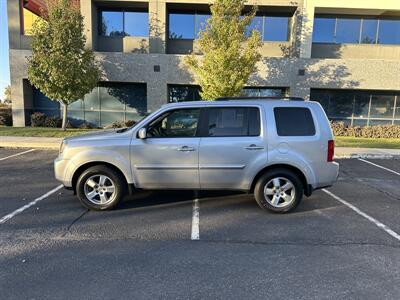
<box><xmin>168</xmin><ymin>11</ymin><xmax>290</xmax><ymax>42</ymax></box>
<box><xmin>99</xmin><ymin>9</ymin><xmax>148</xmax><ymax>37</ymax></box>
<box><xmin>168</xmin><ymin>13</ymin><xmax>210</xmax><ymax>39</ymax></box>
<box><xmin>310</xmin><ymin>89</ymin><xmax>400</xmax><ymax>126</ymax></box>
<box><xmin>263</xmin><ymin>16</ymin><xmax>290</xmax><ymax>41</ymax></box>
<box><xmin>241</xmin><ymin>87</ymin><xmax>285</xmax><ymax>97</ymax></box>
<box><xmin>168</xmin><ymin>85</ymin><xmax>202</xmax><ymax>102</ymax></box>
<box><xmin>313</xmin><ymin>16</ymin><xmax>400</xmax><ymax>45</ymax></box>
<box><xmin>22</xmin><ymin>8</ymin><xmax>43</xmax><ymax>35</ymax></box>
<box><xmin>32</xmin><ymin>83</ymin><xmax>147</xmax><ymax>127</ymax></box>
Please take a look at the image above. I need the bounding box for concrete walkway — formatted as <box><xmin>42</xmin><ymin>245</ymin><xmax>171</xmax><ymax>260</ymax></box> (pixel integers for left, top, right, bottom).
<box><xmin>0</xmin><ymin>135</ymin><xmax>399</xmax><ymax>158</ymax></box>
<box><xmin>0</xmin><ymin>136</ymin><xmax>62</xmax><ymax>150</ymax></box>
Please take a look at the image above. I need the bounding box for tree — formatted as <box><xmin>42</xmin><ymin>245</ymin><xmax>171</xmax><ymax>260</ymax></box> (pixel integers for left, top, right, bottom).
<box><xmin>3</xmin><ymin>85</ymin><xmax>11</xmax><ymax>105</ymax></box>
<box><xmin>27</xmin><ymin>0</ymin><xmax>100</xmax><ymax>130</ymax></box>
<box><xmin>185</xmin><ymin>0</ymin><xmax>262</xmax><ymax>100</ymax></box>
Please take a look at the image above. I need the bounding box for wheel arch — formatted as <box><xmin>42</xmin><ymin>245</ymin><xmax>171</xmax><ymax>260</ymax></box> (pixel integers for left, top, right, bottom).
<box><xmin>250</xmin><ymin>164</ymin><xmax>311</xmax><ymax>196</ymax></box>
<box><xmin>71</xmin><ymin>162</ymin><xmax>130</xmax><ymax>194</ymax></box>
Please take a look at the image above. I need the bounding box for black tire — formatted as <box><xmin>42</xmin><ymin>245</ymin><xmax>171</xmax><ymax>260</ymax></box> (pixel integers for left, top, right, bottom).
<box><xmin>76</xmin><ymin>165</ymin><xmax>126</xmax><ymax>211</ymax></box>
<box><xmin>254</xmin><ymin>168</ymin><xmax>303</xmax><ymax>213</ymax></box>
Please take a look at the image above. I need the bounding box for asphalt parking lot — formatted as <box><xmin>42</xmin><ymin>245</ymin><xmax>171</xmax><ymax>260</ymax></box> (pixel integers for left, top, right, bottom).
<box><xmin>1</xmin><ymin>148</ymin><xmax>400</xmax><ymax>299</ymax></box>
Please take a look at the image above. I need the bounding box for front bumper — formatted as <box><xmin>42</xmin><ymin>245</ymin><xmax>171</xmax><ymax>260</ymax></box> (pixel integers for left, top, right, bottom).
<box><xmin>54</xmin><ymin>157</ymin><xmax>73</xmax><ymax>188</ymax></box>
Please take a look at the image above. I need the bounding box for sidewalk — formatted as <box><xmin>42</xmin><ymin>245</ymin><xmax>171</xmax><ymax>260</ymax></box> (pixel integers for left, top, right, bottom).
<box><xmin>0</xmin><ymin>136</ymin><xmax>62</xmax><ymax>150</ymax></box>
<box><xmin>0</xmin><ymin>135</ymin><xmax>400</xmax><ymax>158</ymax></box>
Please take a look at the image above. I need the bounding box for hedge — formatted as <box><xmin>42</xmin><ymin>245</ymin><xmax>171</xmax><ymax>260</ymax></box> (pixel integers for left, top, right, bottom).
<box><xmin>331</xmin><ymin>122</ymin><xmax>400</xmax><ymax>138</ymax></box>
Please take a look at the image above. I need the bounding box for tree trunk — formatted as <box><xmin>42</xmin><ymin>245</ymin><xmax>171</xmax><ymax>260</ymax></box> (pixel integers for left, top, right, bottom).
<box><xmin>61</xmin><ymin>103</ymin><xmax>68</xmax><ymax>131</ymax></box>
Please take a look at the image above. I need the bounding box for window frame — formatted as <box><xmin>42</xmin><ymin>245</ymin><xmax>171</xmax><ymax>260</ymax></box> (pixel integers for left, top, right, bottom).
<box><xmin>199</xmin><ymin>106</ymin><xmax>262</xmax><ymax>138</ymax></box>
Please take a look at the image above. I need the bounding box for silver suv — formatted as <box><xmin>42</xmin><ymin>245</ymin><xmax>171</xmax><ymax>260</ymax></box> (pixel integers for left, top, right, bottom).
<box><xmin>55</xmin><ymin>98</ymin><xmax>339</xmax><ymax>213</ymax></box>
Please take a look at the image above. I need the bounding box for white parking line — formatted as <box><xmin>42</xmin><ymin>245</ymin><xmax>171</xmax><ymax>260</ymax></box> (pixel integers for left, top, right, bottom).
<box><xmin>0</xmin><ymin>185</ymin><xmax>63</xmax><ymax>224</ymax></box>
<box><xmin>191</xmin><ymin>192</ymin><xmax>200</xmax><ymax>240</ymax></box>
<box><xmin>322</xmin><ymin>189</ymin><xmax>400</xmax><ymax>242</ymax></box>
<box><xmin>0</xmin><ymin>149</ymin><xmax>36</xmax><ymax>161</ymax></box>
<box><xmin>358</xmin><ymin>158</ymin><xmax>400</xmax><ymax>176</ymax></box>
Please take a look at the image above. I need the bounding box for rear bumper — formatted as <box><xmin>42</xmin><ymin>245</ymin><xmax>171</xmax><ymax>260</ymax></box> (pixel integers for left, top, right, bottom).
<box><xmin>307</xmin><ymin>162</ymin><xmax>339</xmax><ymax>196</ymax></box>
<box><xmin>315</xmin><ymin>161</ymin><xmax>339</xmax><ymax>189</ymax></box>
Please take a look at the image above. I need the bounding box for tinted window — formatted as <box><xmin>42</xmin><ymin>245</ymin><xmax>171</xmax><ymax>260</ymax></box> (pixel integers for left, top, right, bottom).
<box><xmin>313</xmin><ymin>18</ymin><xmax>335</xmax><ymax>43</ymax></box>
<box><xmin>147</xmin><ymin>109</ymin><xmax>200</xmax><ymax>138</ymax></box>
<box><xmin>125</xmin><ymin>12</ymin><xmax>149</xmax><ymax>36</ymax></box>
<box><xmin>378</xmin><ymin>20</ymin><xmax>400</xmax><ymax>44</ymax></box>
<box><xmin>361</xmin><ymin>19</ymin><xmax>377</xmax><ymax>44</ymax></box>
<box><xmin>248</xmin><ymin>108</ymin><xmax>261</xmax><ymax>136</ymax></box>
<box><xmin>168</xmin><ymin>85</ymin><xmax>202</xmax><ymax>102</ymax></box>
<box><xmin>274</xmin><ymin>107</ymin><xmax>315</xmax><ymax>136</ymax></box>
<box><xmin>336</xmin><ymin>18</ymin><xmax>361</xmax><ymax>43</ymax></box>
<box><xmin>99</xmin><ymin>10</ymin><xmax>148</xmax><ymax>37</ymax></box>
<box><xmin>207</xmin><ymin>107</ymin><xmax>260</xmax><ymax>137</ymax></box>
<box><xmin>264</xmin><ymin>17</ymin><xmax>289</xmax><ymax>41</ymax></box>
<box><xmin>100</xmin><ymin>11</ymin><xmax>124</xmax><ymax>36</ymax></box>
<box><xmin>169</xmin><ymin>13</ymin><xmax>195</xmax><ymax>39</ymax></box>
<box><xmin>195</xmin><ymin>14</ymin><xmax>211</xmax><ymax>38</ymax></box>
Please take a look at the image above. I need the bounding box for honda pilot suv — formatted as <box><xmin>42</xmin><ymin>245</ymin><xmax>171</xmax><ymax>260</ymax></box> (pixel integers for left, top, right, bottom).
<box><xmin>54</xmin><ymin>98</ymin><xmax>339</xmax><ymax>213</ymax></box>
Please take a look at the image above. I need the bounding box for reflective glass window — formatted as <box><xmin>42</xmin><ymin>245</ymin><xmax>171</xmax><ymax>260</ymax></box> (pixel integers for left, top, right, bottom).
<box><xmin>370</xmin><ymin>95</ymin><xmax>395</xmax><ymax>118</ymax></box>
<box><xmin>264</xmin><ymin>17</ymin><xmax>289</xmax><ymax>41</ymax></box>
<box><xmin>361</xmin><ymin>19</ymin><xmax>378</xmax><ymax>44</ymax></box>
<box><xmin>378</xmin><ymin>20</ymin><xmax>400</xmax><ymax>44</ymax></box>
<box><xmin>313</xmin><ymin>18</ymin><xmax>335</xmax><ymax>43</ymax></box>
<box><xmin>336</xmin><ymin>18</ymin><xmax>361</xmax><ymax>43</ymax></box>
<box><xmin>195</xmin><ymin>14</ymin><xmax>211</xmax><ymax>38</ymax></box>
<box><xmin>125</xmin><ymin>12</ymin><xmax>149</xmax><ymax>37</ymax></box>
<box><xmin>168</xmin><ymin>85</ymin><xmax>201</xmax><ymax>102</ymax></box>
<box><xmin>100</xmin><ymin>11</ymin><xmax>124</xmax><ymax>36</ymax></box>
<box><xmin>169</xmin><ymin>14</ymin><xmax>195</xmax><ymax>39</ymax></box>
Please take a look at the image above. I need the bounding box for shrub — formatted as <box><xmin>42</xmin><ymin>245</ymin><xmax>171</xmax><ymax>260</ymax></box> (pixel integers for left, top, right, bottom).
<box><xmin>79</xmin><ymin>122</ymin><xmax>93</xmax><ymax>129</ymax></box>
<box><xmin>31</xmin><ymin>112</ymin><xmax>61</xmax><ymax>128</ymax></box>
<box><xmin>104</xmin><ymin>120</ymin><xmax>137</xmax><ymax>129</ymax></box>
<box><xmin>30</xmin><ymin>112</ymin><xmax>47</xmax><ymax>127</ymax></box>
<box><xmin>43</xmin><ymin>116</ymin><xmax>62</xmax><ymax>128</ymax></box>
<box><xmin>125</xmin><ymin>120</ymin><xmax>136</xmax><ymax>127</ymax></box>
<box><xmin>331</xmin><ymin>121</ymin><xmax>400</xmax><ymax>138</ymax></box>
<box><xmin>0</xmin><ymin>108</ymin><xmax>12</xmax><ymax>126</ymax></box>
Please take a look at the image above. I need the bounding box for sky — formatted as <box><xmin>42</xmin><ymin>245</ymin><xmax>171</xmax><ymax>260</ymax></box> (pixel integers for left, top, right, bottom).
<box><xmin>0</xmin><ymin>0</ymin><xmax>10</xmax><ymax>101</ymax></box>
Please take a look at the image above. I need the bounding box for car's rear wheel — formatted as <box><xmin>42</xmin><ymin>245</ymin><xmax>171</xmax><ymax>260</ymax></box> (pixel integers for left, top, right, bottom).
<box><xmin>76</xmin><ymin>165</ymin><xmax>126</xmax><ymax>210</ymax></box>
<box><xmin>254</xmin><ymin>168</ymin><xmax>303</xmax><ymax>213</ymax></box>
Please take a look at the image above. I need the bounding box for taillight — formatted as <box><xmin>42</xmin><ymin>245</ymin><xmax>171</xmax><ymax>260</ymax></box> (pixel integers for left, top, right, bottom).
<box><xmin>327</xmin><ymin>140</ymin><xmax>334</xmax><ymax>162</ymax></box>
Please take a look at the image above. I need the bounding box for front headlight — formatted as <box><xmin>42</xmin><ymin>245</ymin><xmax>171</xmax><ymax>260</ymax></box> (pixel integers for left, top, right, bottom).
<box><xmin>59</xmin><ymin>139</ymin><xmax>67</xmax><ymax>155</ymax></box>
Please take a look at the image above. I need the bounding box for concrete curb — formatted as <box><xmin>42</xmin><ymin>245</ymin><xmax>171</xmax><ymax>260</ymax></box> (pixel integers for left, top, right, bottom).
<box><xmin>335</xmin><ymin>154</ymin><xmax>400</xmax><ymax>160</ymax></box>
<box><xmin>0</xmin><ymin>136</ymin><xmax>62</xmax><ymax>150</ymax></box>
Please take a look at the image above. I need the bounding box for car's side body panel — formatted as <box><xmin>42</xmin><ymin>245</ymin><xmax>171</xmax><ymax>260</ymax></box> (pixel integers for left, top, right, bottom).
<box><xmin>55</xmin><ymin>99</ymin><xmax>339</xmax><ymax>195</ymax></box>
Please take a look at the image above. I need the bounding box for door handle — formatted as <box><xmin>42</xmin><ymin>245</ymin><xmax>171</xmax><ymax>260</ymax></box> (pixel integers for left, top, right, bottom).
<box><xmin>245</xmin><ymin>144</ymin><xmax>264</xmax><ymax>150</ymax></box>
<box><xmin>177</xmin><ymin>146</ymin><xmax>196</xmax><ymax>152</ymax></box>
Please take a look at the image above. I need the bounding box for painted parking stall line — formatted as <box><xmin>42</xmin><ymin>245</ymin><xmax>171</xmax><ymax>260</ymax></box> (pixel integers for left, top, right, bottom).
<box><xmin>0</xmin><ymin>185</ymin><xmax>63</xmax><ymax>224</ymax></box>
<box><xmin>358</xmin><ymin>158</ymin><xmax>400</xmax><ymax>176</ymax></box>
<box><xmin>0</xmin><ymin>149</ymin><xmax>36</xmax><ymax>161</ymax></box>
<box><xmin>191</xmin><ymin>191</ymin><xmax>200</xmax><ymax>240</ymax></box>
<box><xmin>322</xmin><ymin>189</ymin><xmax>400</xmax><ymax>242</ymax></box>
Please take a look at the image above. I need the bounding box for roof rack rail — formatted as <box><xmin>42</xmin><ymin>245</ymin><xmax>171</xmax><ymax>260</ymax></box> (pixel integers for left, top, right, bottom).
<box><xmin>216</xmin><ymin>96</ymin><xmax>304</xmax><ymax>101</ymax></box>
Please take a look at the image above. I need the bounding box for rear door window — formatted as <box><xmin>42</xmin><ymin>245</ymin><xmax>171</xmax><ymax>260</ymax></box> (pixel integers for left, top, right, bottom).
<box><xmin>274</xmin><ymin>107</ymin><xmax>316</xmax><ymax>136</ymax></box>
<box><xmin>206</xmin><ymin>107</ymin><xmax>260</xmax><ymax>137</ymax></box>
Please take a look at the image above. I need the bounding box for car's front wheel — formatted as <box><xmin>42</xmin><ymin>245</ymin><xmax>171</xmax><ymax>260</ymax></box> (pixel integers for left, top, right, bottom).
<box><xmin>254</xmin><ymin>168</ymin><xmax>303</xmax><ymax>213</ymax></box>
<box><xmin>76</xmin><ymin>165</ymin><xmax>126</xmax><ymax>210</ymax></box>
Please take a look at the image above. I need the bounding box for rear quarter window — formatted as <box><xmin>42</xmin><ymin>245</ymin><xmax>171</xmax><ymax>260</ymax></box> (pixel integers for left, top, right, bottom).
<box><xmin>274</xmin><ymin>107</ymin><xmax>316</xmax><ymax>136</ymax></box>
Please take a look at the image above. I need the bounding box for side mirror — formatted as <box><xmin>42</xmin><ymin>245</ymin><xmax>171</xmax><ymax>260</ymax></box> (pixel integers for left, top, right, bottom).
<box><xmin>138</xmin><ymin>128</ymin><xmax>147</xmax><ymax>139</ymax></box>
